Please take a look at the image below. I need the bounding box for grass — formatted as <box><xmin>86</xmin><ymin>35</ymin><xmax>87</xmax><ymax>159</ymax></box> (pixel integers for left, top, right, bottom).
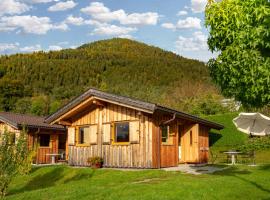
<box><xmin>6</xmin><ymin>165</ymin><xmax>270</xmax><ymax>200</ymax></box>
<box><xmin>204</xmin><ymin>113</ymin><xmax>248</xmax><ymax>148</ymax></box>
<box><xmin>205</xmin><ymin>113</ymin><xmax>270</xmax><ymax>164</ymax></box>
<box><xmin>5</xmin><ymin>113</ymin><xmax>270</xmax><ymax>199</ymax></box>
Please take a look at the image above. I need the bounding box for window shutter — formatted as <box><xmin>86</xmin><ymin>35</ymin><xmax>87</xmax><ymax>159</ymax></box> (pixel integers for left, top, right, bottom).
<box><xmin>102</xmin><ymin>124</ymin><xmax>111</xmax><ymax>143</ymax></box>
<box><xmin>84</xmin><ymin>127</ymin><xmax>90</xmax><ymax>144</ymax></box>
<box><xmin>68</xmin><ymin>127</ymin><xmax>75</xmax><ymax>145</ymax></box>
<box><xmin>130</xmin><ymin>121</ymin><xmax>140</xmax><ymax>143</ymax></box>
<box><xmin>89</xmin><ymin>125</ymin><xmax>98</xmax><ymax>144</ymax></box>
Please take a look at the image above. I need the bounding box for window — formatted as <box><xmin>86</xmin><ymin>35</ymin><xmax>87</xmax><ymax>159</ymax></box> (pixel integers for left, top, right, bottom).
<box><xmin>40</xmin><ymin>134</ymin><xmax>50</xmax><ymax>147</ymax></box>
<box><xmin>190</xmin><ymin>131</ymin><xmax>193</xmax><ymax>145</ymax></box>
<box><xmin>161</xmin><ymin>126</ymin><xmax>169</xmax><ymax>143</ymax></box>
<box><xmin>78</xmin><ymin>127</ymin><xmax>89</xmax><ymax>144</ymax></box>
<box><xmin>115</xmin><ymin>122</ymin><xmax>129</xmax><ymax>143</ymax></box>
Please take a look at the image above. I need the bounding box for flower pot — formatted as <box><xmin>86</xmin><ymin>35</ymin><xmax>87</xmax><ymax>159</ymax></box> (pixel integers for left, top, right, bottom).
<box><xmin>91</xmin><ymin>163</ymin><xmax>102</xmax><ymax>169</ymax></box>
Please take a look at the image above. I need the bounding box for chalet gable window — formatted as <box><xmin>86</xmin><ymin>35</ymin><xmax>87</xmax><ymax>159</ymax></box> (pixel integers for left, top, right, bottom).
<box><xmin>114</xmin><ymin>122</ymin><xmax>129</xmax><ymax>143</ymax></box>
<box><xmin>78</xmin><ymin>127</ymin><xmax>90</xmax><ymax>145</ymax></box>
<box><xmin>39</xmin><ymin>134</ymin><xmax>50</xmax><ymax>147</ymax></box>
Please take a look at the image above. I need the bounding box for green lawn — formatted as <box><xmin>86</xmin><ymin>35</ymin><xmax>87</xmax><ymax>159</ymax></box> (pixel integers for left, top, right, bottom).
<box><xmin>5</xmin><ymin>113</ymin><xmax>270</xmax><ymax>199</ymax></box>
<box><xmin>6</xmin><ymin>165</ymin><xmax>270</xmax><ymax>200</ymax></box>
<box><xmin>205</xmin><ymin>113</ymin><xmax>248</xmax><ymax>148</ymax></box>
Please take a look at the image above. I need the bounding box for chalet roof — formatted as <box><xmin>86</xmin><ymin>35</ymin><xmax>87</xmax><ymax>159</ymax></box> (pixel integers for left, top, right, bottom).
<box><xmin>45</xmin><ymin>88</ymin><xmax>224</xmax><ymax>130</ymax></box>
<box><xmin>0</xmin><ymin>112</ymin><xmax>65</xmax><ymax>131</ymax></box>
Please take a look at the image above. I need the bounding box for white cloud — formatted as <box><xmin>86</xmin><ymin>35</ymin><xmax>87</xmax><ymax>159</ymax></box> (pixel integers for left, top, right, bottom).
<box><xmin>0</xmin><ymin>42</ymin><xmax>19</xmax><ymax>52</ymax></box>
<box><xmin>0</xmin><ymin>15</ymin><xmax>69</xmax><ymax>34</ymax></box>
<box><xmin>53</xmin><ymin>22</ymin><xmax>69</xmax><ymax>31</ymax></box>
<box><xmin>21</xmin><ymin>0</ymin><xmax>57</xmax><ymax>3</ymax></box>
<box><xmin>48</xmin><ymin>45</ymin><xmax>62</xmax><ymax>51</ymax></box>
<box><xmin>175</xmin><ymin>31</ymin><xmax>208</xmax><ymax>52</ymax></box>
<box><xmin>118</xmin><ymin>34</ymin><xmax>133</xmax><ymax>39</ymax></box>
<box><xmin>176</xmin><ymin>17</ymin><xmax>201</xmax><ymax>29</ymax></box>
<box><xmin>161</xmin><ymin>23</ymin><xmax>175</xmax><ymax>30</ymax></box>
<box><xmin>177</xmin><ymin>10</ymin><xmax>188</xmax><ymax>16</ymax></box>
<box><xmin>20</xmin><ymin>44</ymin><xmax>41</xmax><ymax>52</ymax></box>
<box><xmin>81</xmin><ymin>2</ymin><xmax>159</xmax><ymax>26</ymax></box>
<box><xmin>48</xmin><ymin>0</ymin><xmax>77</xmax><ymax>12</ymax></box>
<box><xmin>0</xmin><ymin>0</ymin><xmax>30</xmax><ymax>16</ymax></box>
<box><xmin>64</xmin><ymin>15</ymin><xmax>84</xmax><ymax>25</ymax></box>
<box><xmin>191</xmin><ymin>0</ymin><xmax>207</xmax><ymax>13</ymax></box>
<box><xmin>175</xmin><ymin>31</ymin><xmax>214</xmax><ymax>61</ymax></box>
<box><xmin>92</xmin><ymin>24</ymin><xmax>136</xmax><ymax>36</ymax></box>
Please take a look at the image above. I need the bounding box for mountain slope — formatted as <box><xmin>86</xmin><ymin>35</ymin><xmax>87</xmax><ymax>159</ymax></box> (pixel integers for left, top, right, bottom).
<box><xmin>0</xmin><ymin>38</ymin><xmax>221</xmax><ymax>115</ymax></box>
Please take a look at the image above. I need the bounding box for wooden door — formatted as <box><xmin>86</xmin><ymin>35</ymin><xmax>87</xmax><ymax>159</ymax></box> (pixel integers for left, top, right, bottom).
<box><xmin>181</xmin><ymin>124</ymin><xmax>199</xmax><ymax>163</ymax></box>
<box><xmin>36</xmin><ymin>134</ymin><xmax>58</xmax><ymax>164</ymax></box>
<box><xmin>160</xmin><ymin>123</ymin><xmax>178</xmax><ymax>167</ymax></box>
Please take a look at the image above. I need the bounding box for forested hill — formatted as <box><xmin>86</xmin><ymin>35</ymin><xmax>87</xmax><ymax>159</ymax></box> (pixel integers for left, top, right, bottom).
<box><xmin>0</xmin><ymin>38</ymin><xmax>222</xmax><ymax>116</ymax></box>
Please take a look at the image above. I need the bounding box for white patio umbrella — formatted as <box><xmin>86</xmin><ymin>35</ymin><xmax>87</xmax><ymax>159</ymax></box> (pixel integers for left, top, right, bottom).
<box><xmin>233</xmin><ymin>113</ymin><xmax>270</xmax><ymax>136</ymax></box>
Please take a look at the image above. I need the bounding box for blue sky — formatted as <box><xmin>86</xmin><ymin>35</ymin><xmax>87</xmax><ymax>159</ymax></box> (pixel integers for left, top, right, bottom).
<box><xmin>0</xmin><ymin>0</ymin><xmax>215</xmax><ymax>61</ymax></box>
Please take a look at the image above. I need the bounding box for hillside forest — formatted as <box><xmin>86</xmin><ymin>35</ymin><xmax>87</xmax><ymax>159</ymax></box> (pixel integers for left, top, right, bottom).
<box><xmin>0</xmin><ymin>38</ymin><xmax>230</xmax><ymax>117</ymax></box>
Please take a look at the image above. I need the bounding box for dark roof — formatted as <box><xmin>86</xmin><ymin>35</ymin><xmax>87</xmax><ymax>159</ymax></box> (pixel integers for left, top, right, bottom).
<box><xmin>45</xmin><ymin>88</ymin><xmax>224</xmax><ymax>130</ymax></box>
<box><xmin>0</xmin><ymin>112</ymin><xmax>65</xmax><ymax>131</ymax></box>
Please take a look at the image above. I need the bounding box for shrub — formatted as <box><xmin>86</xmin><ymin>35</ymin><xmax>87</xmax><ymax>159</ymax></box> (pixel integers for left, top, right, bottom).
<box><xmin>87</xmin><ymin>157</ymin><xmax>103</xmax><ymax>168</ymax></box>
<box><xmin>238</xmin><ymin>136</ymin><xmax>270</xmax><ymax>152</ymax></box>
<box><xmin>0</xmin><ymin>129</ymin><xmax>35</xmax><ymax>198</ymax></box>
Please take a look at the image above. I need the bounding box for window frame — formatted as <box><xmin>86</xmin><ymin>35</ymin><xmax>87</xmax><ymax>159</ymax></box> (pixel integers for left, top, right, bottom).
<box><xmin>112</xmin><ymin>122</ymin><xmax>130</xmax><ymax>145</ymax></box>
<box><xmin>39</xmin><ymin>134</ymin><xmax>51</xmax><ymax>148</ymax></box>
<box><xmin>76</xmin><ymin>126</ymin><xmax>90</xmax><ymax>147</ymax></box>
<box><xmin>161</xmin><ymin>125</ymin><xmax>173</xmax><ymax>145</ymax></box>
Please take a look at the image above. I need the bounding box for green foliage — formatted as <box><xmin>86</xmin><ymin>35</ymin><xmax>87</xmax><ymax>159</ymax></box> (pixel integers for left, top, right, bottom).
<box><xmin>14</xmin><ymin>98</ymin><xmax>32</xmax><ymax>114</ymax></box>
<box><xmin>30</xmin><ymin>96</ymin><xmax>49</xmax><ymax>116</ymax></box>
<box><xmin>0</xmin><ymin>77</ymin><xmax>24</xmax><ymax>111</ymax></box>
<box><xmin>205</xmin><ymin>0</ymin><xmax>270</xmax><ymax>108</ymax></box>
<box><xmin>0</xmin><ymin>38</ymin><xmax>222</xmax><ymax>116</ymax></box>
<box><xmin>190</xmin><ymin>94</ymin><xmax>228</xmax><ymax>115</ymax></box>
<box><xmin>0</xmin><ymin>129</ymin><xmax>34</xmax><ymax>198</ymax></box>
<box><xmin>87</xmin><ymin>156</ymin><xmax>103</xmax><ymax>166</ymax></box>
<box><xmin>238</xmin><ymin>136</ymin><xmax>270</xmax><ymax>152</ymax></box>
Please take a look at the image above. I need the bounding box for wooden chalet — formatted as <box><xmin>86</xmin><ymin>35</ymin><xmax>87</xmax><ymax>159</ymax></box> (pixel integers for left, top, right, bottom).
<box><xmin>45</xmin><ymin>88</ymin><xmax>224</xmax><ymax>168</ymax></box>
<box><xmin>0</xmin><ymin>112</ymin><xmax>66</xmax><ymax>164</ymax></box>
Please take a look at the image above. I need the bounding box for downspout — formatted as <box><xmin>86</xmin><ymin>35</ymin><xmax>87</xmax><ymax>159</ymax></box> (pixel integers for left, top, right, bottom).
<box><xmin>162</xmin><ymin>113</ymin><xmax>176</xmax><ymax>125</ymax></box>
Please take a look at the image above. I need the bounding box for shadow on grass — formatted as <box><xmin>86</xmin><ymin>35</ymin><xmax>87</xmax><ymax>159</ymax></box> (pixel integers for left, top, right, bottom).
<box><xmin>259</xmin><ymin>164</ymin><xmax>270</xmax><ymax>171</ymax></box>
<box><xmin>8</xmin><ymin>166</ymin><xmax>95</xmax><ymax>196</ymax></box>
<box><xmin>212</xmin><ymin>166</ymin><xmax>270</xmax><ymax>195</ymax></box>
<box><xmin>209</xmin><ymin>131</ymin><xmax>222</xmax><ymax>147</ymax></box>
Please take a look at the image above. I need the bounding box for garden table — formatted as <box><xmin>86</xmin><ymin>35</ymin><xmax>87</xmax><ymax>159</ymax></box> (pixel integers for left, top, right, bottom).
<box><xmin>46</xmin><ymin>153</ymin><xmax>61</xmax><ymax>164</ymax></box>
<box><xmin>223</xmin><ymin>151</ymin><xmax>242</xmax><ymax>165</ymax></box>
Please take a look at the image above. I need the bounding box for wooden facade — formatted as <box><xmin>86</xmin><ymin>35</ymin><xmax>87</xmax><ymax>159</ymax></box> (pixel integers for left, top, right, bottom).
<box><xmin>0</xmin><ymin>116</ymin><xmax>66</xmax><ymax>165</ymax></box>
<box><xmin>56</xmin><ymin>101</ymin><xmax>221</xmax><ymax>168</ymax></box>
<box><xmin>46</xmin><ymin>88</ymin><xmax>223</xmax><ymax>168</ymax></box>
<box><xmin>67</xmin><ymin>103</ymin><xmax>153</xmax><ymax>168</ymax></box>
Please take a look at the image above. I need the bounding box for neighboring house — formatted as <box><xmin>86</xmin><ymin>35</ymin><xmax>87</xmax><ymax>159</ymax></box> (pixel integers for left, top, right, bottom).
<box><xmin>0</xmin><ymin>112</ymin><xmax>66</xmax><ymax>164</ymax></box>
<box><xmin>45</xmin><ymin>88</ymin><xmax>224</xmax><ymax>168</ymax></box>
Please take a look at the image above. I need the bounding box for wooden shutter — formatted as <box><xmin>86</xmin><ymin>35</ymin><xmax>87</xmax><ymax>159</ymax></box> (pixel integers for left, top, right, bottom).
<box><xmin>89</xmin><ymin>125</ymin><xmax>98</xmax><ymax>144</ymax></box>
<box><xmin>130</xmin><ymin>121</ymin><xmax>140</xmax><ymax>143</ymax></box>
<box><xmin>68</xmin><ymin>127</ymin><xmax>75</xmax><ymax>145</ymax></box>
<box><xmin>102</xmin><ymin>123</ymin><xmax>111</xmax><ymax>144</ymax></box>
<box><xmin>84</xmin><ymin>127</ymin><xmax>90</xmax><ymax>144</ymax></box>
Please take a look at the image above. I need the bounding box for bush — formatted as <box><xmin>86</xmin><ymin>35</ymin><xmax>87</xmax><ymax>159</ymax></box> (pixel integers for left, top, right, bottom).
<box><xmin>87</xmin><ymin>157</ymin><xmax>103</xmax><ymax>168</ymax></box>
<box><xmin>238</xmin><ymin>136</ymin><xmax>270</xmax><ymax>152</ymax></box>
<box><xmin>0</xmin><ymin>129</ymin><xmax>35</xmax><ymax>198</ymax></box>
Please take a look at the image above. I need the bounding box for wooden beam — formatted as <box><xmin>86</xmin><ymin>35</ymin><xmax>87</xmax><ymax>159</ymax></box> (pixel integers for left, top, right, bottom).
<box><xmin>58</xmin><ymin>120</ymin><xmax>72</xmax><ymax>126</ymax></box>
<box><xmin>93</xmin><ymin>99</ymin><xmax>106</xmax><ymax>107</ymax></box>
